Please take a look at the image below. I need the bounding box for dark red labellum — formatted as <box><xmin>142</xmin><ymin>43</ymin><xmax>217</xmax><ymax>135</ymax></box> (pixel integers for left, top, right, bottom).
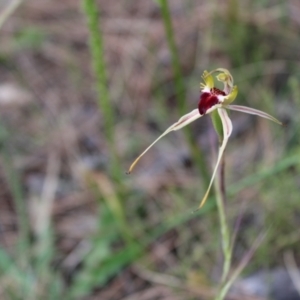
<box><xmin>198</xmin><ymin>92</ymin><xmax>219</xmax><ymax>115</ymax></box>
<box><xmin>198</xmin><ymin>88</ymin><xmax>226</xmax><ymax>115</ymax></box>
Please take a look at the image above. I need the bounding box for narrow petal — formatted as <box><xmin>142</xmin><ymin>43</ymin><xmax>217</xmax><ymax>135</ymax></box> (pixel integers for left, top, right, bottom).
<box><xmin>127</xmin><ymin>109</ymin><xmax>202</xmax><ymax>174</ymax></box>
<box><xmin>225</xmin><ymin>105</ymin><xmax>282</xmax><ymax>125</ymax></box>
<box><xmin>198</xmin><ymin>108</ymin><xmax>233</xmax><ymax>209</ymax></box>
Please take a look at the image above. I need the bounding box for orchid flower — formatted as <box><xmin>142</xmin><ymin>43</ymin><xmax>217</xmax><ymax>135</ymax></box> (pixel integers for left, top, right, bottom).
<box><xmin>127</xmin><ymin>68</ymin><xmax>282</xmax><ymax>209</ymax></box>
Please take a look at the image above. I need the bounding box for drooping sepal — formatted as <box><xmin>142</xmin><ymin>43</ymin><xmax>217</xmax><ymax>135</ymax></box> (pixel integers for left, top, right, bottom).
<box><xmin>198</xmin><ymin>108</ymin><xmax>233</xmax><ymax>209</ymax></box>
<box><xmin>127</xmin><ymin>109</ymin><xmax>202</xmax><ymax>174</ymax></box>
<box><xmin>225</xmin><ymin>105</ymin><xmax>282</xmax><ymax>125</ymax></box>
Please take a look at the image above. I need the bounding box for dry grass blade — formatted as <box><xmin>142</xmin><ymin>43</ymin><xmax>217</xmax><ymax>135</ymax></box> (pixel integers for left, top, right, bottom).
<box><xmin>30</xmin><ymin>153</ymin><xmax>60</xmax><ymax>238</ymax></box>
<box><xmin>121</xmin><ymin>286</ymin><xmax>181</xmax><ymax>300</ymax></box>
<box><xmin>133</xmin><ymin>264</ymin><xmax>265</xmax><ymax>300</ymax></box>
<box><xmin>133</xmin><ymin>264</ymin><xmax>215</xmax><ymax>299</ymax></box>
<box><xmin>217</xmin><ymin>230</ymin><xmax>268</xmax><ymax>300</ymax></box>
<box><xmin>0</xmin><ymin>0</ymin><xmax>23</xmax><ymax>29</ymax></box>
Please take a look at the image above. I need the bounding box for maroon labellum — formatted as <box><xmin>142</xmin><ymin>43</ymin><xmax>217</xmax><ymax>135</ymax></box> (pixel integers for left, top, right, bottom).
<box><xmin>198</xmin><ymin>88</ymin><xmax>226</xmax><ymax>115</ymax></box>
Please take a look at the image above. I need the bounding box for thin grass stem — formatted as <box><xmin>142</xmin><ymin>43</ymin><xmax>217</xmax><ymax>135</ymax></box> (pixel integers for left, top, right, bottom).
<box><xmin>2</xmin><ymin>149</ymin><xmax>30</xmax><ymax>266</ymax></box>
<box><xmin>0</xmin><ymin>0</ymin><xmax>23</xmax><ymax>30</ymax></box>
<box><xmin>82</xmin><ymin>0</ymin><xmax>133</xmax><ymax>243</ymax></box>
<box><xmin>82</xmin><ymin>0</ymin><xmax>119</xmax><ymax>179</ymax></box>
<box><xmin>157</xmin><ymin>0</ymin><xmax>210</xmax><ymax>185</ymax></box>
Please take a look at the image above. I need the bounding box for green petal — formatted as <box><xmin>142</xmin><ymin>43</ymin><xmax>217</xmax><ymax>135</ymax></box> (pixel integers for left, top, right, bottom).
<box><xmin>222</xmin><ymin>85</ymin><xmax>238</xmax><ymax>105</ymax></box>
<box><xmin>201</xmin><ymin>70</ymin><xmax>214</xmax><ymax>90</ymax></box>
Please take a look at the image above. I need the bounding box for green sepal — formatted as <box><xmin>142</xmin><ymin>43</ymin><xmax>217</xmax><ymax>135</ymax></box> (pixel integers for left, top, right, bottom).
<box><xmin>211</xmin><ymin>109</ymin><xmax>223</xmax><ymax>143</ymax></box>
<box><xmin>223</xmin><ymin>85</ymin><xmax>238</xmax><ymax>105</ymax></box>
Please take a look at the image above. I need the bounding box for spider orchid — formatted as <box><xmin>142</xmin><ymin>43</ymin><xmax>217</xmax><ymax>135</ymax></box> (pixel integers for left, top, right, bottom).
<box><xmin>127</xmin><ymin>68</ymin><xmax>282</xmax><ymax>209</ymax></box>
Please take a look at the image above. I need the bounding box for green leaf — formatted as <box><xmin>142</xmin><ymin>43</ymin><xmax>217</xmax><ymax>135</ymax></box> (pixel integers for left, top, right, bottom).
<box><xmin>69</xmin><ymin>242</ymin><xmax>142</xmax><ymax>298</ymax></box>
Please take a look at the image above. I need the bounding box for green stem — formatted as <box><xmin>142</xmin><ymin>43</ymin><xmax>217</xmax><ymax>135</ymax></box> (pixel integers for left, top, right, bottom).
<box><xmin>83</xmin><ymin>0</ymin><xmax>132</xmax><ymax>243</ymax></box>
<box><xmin>82</xmin><ymin>0</ymin><xmax>119</xmax><ymax>178</ymax></box>
<box><xmin>214</xmin><ymin>156</ymin><xmax>232</xmax><ymax>300</ymax></box>
<box><xmin>159</xmin><ymin>0</ymin><xmax>186</xmax><ymax>114</ymax></box>
<box><xmin>217</xmin><ymin>231</ymin><xmax>266</xmax><ymax>300</ymax></box>
<box><xmin>2</xmin><ymin>149</ymin><xmax>30</xmax><ymax>265</ymax></box>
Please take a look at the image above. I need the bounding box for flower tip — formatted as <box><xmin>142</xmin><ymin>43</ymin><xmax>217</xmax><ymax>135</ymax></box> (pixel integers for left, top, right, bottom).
<box><xmin>275</xmin><ymin>119</ymin><xmax>284</xmax><ymax>126</ymax></box>
<box><xmin>127</xmin><ymin>163</ymin><xmax>136</xmax><ymax>174</ymax></box>
<box><xmin>198</xmin><ymin>193</ymin><xmax>209</xmax><ymax>210</ymax></box>
<box><xmin>127</xmin><ymin>155</ymin><xmax>143</xmax><ymax>175</ymax></box>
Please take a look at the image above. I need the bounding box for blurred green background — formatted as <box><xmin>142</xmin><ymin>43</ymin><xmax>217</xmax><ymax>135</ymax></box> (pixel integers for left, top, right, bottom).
<box><xmin>0</xmin><ymin>0</ymin><xmax>299</xmax><ymax>299</ymax></box>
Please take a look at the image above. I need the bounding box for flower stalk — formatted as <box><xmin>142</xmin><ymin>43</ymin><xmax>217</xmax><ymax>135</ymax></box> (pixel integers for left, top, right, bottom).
<box><xmin>214</xmin><ymin>157</ymin><xmax>232</xmax><ymax>296</ymax></box>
